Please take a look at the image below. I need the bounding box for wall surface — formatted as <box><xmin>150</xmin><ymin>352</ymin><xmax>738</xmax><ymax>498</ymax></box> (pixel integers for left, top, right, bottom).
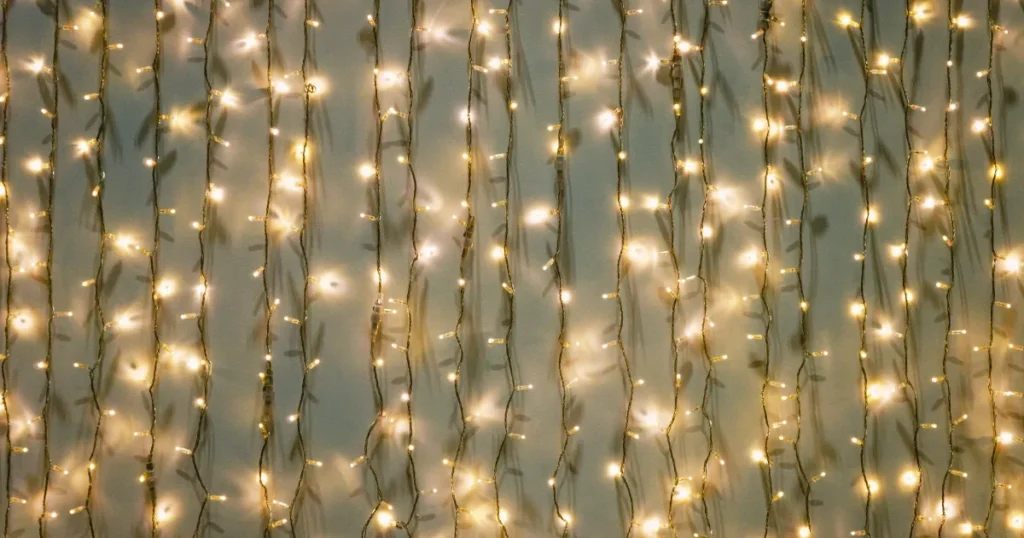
<box><xmin>0</xmin><ymin>0</ymin><xmax>1022</xmax><ymax>536</ymax></box>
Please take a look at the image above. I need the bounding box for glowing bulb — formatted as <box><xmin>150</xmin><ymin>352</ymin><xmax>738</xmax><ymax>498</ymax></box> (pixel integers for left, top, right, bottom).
<box><xmin>358</xmin><ymin>163</ymin><xmax>376</xmax><ymax>179</ymax></box>
<box><xmin>641</xmin><ymin>518</ymin><xmax>661</xmax><ymax>535</ymax></box>
<box><xmin>739</xmin><ymin>248</ymin><xmax>760</xmax><ymax>267</ymax></box>
<box><xmin>24</xmin><ymin>156</ymin><xmax>46</xmax><ymax>174</ymax></box>
<box><xmin>526</xmin><ymin>207</ymin><xmax>551</xmax><ymax>225</ymax></box>
<box><xmin>490</xmin><ymin>246</ymin><xmax>505</xmax><ymax>261</ymax></box>
<box><xmin>954</xmin><ymin>13</ymin><xmax>971</xmax><ymax>28</ymax></box>
<box><xmin>208</xmin><ymin>185</ymin><xmax>225</xmax><ymax>203</ymax></box>
<box><xmin>999</xmin><ymin>431</ymin><xmax>1014</xmax><ymax>445</ymax></box>
<box><xmin>606</xmin><ymin>462</ymin><xmax>622</xmax><ymax>477</ymax></box>
<box><xmin>156</xmin><ymin>279</ymin><xmax>176</xmax><ymax>298</ymax></box>
<box><xmin>798</xmin><ymin>526</ymin><xmax>811</xmax><ymax>538</ymax></box>
<box><xmin>900</xmin><ymin>470</ymin><xmax>919</xmax><ymax>488</ymax></box>
<box><xmin>1010</xmin><ymin>513</ymin><xmax>1024</xmax><ymax>530</ymax></box>
<box><xmin>375</xmin><ymin>510</ymin><xmax>395</xmax><ymax>529</ymax></box>
<box><xmin>478</xmin><ymin>21</ymin><xmax>492</xmax><ymax>36</ymax></box>
<box><xmin>1001</xmin><ymin>254</ymin><xmax>1021</xmax><ymax>274</ymax></box>
<box><xmin>598</xmin><ymin>109</ymin><xmax>617</xmax><ymax>130</ymax></box>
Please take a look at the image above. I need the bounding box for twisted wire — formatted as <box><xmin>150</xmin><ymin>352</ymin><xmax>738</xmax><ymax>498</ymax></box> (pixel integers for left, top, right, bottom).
<box><xmin>37</xmin><ymin>1</ymin><xmax>61</xmax><ymax>533</ymax></box>
<box><xmin>257</xmin><ymin>0</ymin><xmax>276</xmax><ymax>531</ymax></box>
<box><xmin>490</xmin><ymin>0</ymin><xmax>516</xmax><ymax>534</ymax></box>
<box><xmin>285</xmin><ymin>0</ymin><xmax>314</xmax><ymax>531</ymax></box>
<box><xmin>398</xmin><ymin>0</ymin><xmax>424</xmax><ymax>528</ymax></box>
<box><xmin>448</xmin><ymin>0</ymin><xmax>478</xmax><ymax>530</ymax></box>
<box><xmin>611</xmin><ymin>1</ymin><xmax>636</xmax><ymax>534</ymax></box>
<box><xmin>896</xmin><ymin>0</ymin><xmax>924</xmax><ymax>532</ymax></box>
<box><xmin>188</xmin><ymin>0</ymin><xmax>219</xmax><ymax>534</ymax></box>
<box><xmin>662</xmin><ymin>0</ymin><xmax>684</xmax><ymax>528</ymax></box>
<box><xmin>549</xmin><ymin>0</ymin><xmax>573</xmax><ymax>531</ymax></box>
<box><xmin>144</xmin><ymin>0</ymin><xmax>165</xmax><ymax>534</ymax></box>
<box><xmin>790</xmin><ymin>0</ymin><xmax>814</xmax><ymax>532</ymax></box>
<box><xmin>852</xmin><ymin>1</ymin><xmax>873</xmax><ymax>534</ymax></box>
<box><xmin>84</xmin><ymin>1</ymin><xmax>111</xmax><ymax>534</ymax></box>
<box><xmin>935</xmin><ymin>0</ymin><xmax>958</xmax><ymax>533</ymax></box>
<box><xmin>358</xmin><ymin>0</ymin><xmax>387</xmax><ymax>532</ymax></box>
<box><xmin>756</xmin><ymin>4</ymin><xmax>775</xmax><ymax>536</ymax></box>
<box><xmin>694</xmin><ymin>0</ymin><xmax>716</xmax><ymax>533</ymax></box>
<box><xmin>981</xmin><ymin>0</ymin><xmax>1002</xmax><ymax>531</ymax></box>
<box><xmin>0</xmin><ymin>0</ymin><xmax>11</xmax><ymax>530</ymax></box>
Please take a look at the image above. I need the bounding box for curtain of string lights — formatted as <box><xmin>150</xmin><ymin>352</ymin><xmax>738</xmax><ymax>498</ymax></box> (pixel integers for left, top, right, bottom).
<box><xmin>0</xmin><ymin>0</ymin><xmax>1020</xmax><ymax>536</ymax></box>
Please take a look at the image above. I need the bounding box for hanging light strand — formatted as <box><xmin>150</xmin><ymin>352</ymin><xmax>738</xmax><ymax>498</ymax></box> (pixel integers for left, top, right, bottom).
<box><xmin>935</xmin><ymin>0</ymin><xmax>959</xmax><ymax>533</ymax></box>
<box><xmin>143</xmin><ymin>1</ymin><xmax>165</xmax><ymax>534</ymax></box>
<box><xmin>790</xmin><ymin>0</ymin><xmax>814</xmax><ymax>533</ymax></box>
<box><xmin>359</xmin><ymin>0</ymin><xmax>387</xmax><ymax>531</ymax></box>
<box><xmin>662</xmin><ymin>0</ymin><xmax>684</xmax><ymax>528</ymax></box>
<box><xmin>84</xmin><ymin>1</ymin><xmax>112</xmax><ymax>534</ymax></box>
<box><xmin>0</xmin><ymin>0</ymin><xmax>12</xmax><ymax>531</ymax></box>
<box><xmin>549</xmin><ymin>0</ymin><xmax>573</xmax><ymax>531</ymax></box>
<box><xmin>695</xmin><ymin>0</ymin><xmax>717</xmax><ymax>533</ymax></box>
<box><xmin>490</xmin><ymin>0</ymin><xmax>517</xmax><ymax>534</ymax></box>
<box><xmin>448</xmin><ymin>0</ymin><xmax>478</xmax><ymax>529</ymax></box>
<box><xmin>286</xmin><ymin>0</ymin><xmax>315</xmax><ymax>532</ymax></box>
<box><xmin>37</xmin><ymin>1</ymin><xmax>62</xmax><ymax>532</ymax></box>
<box><xmin>981</xmin><ymin>0</ymin><xmax>1002</xmax><ymax>531</ymax></box>
<box><xmin>398</xmin><ymin>0</ymin><xmax>424</xmax><ymax>528</ymax></box>
<box><xmin>257</xmin><ymin>0</ymin><xmax>277</xmax><ymax>530</ymax></box>
<box><xmin>188</xmin><ymin>0</ymin><xmax>218</xmax><ymax>533</ymax></box>
<box><xmin>897</xmin><ymin>0</ymin><xmax>924</xmax><ymax>531</ymax></box>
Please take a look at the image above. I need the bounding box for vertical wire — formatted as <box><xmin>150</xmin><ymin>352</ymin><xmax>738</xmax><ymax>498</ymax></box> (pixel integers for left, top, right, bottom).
<box><xmin>83</xmin><ymin>1</ymin><xmax>111</xmax><ymax>534</ymax></box>
<box><xmin>257</xmin><ymin>0</ymin><xmax>276</xmax><ymax>532</ymax></box>
<box><xmin>188</xmin><ymin>0</ymin><xmax>218</xmax><ymax>533</ymax></box>
<box><xmin>359</xmin><ymin>0</ymin><xmax>387</xmax><ymax>531</ymax></box>
<box><xmin>756</xmin><ymin>4</ymin><xmax>775</xmax><ymax>536</ymax></box>
<box><xmin>981</xmin><ymin>0</ymin><xmax>1001</xmax><ymax>530</ymax></box>
<box><xmin>853</xmin><ymin>0</ymin><xmax>873</xmax><ymax>534</ymax></box>
<box><xmin>448</xmin><ymin>0</ymin><xmax>477</xmax><ymax>530</ymax></box>
<box><xmin>695</xmin><ymin>0</ymin><xmax>716</xmax><ymax>534</ymax></box>
<box><xmin>286</xmin><ymin>0</ymin><xmax>314</xmax><ymax>531</ymax></box>
<box><xmin>37</xmin><ymin>1</ymin><xmax>61</xmax><ymax>532</ymax></box>
<box><xmin>612</xmin><ymin>1</ymin><xmax>636</xmax><ymax>534</ymax></box>
<box><xmin>549</xmin><ymin>0</ymin><xmax>573</xmax><ymax>531</ymax></box>
<box><xmin>399</xmin><ymin>0</ymin><xmax>424</xmax><ymax>528</ymax></box>
<box><xmin>935</xmin><ymin>0</ymin><xmax>958</xmax><ymax>533</ymax></box>
<box><xmin>663</xmin><ymin>0</ymin><xmax>684</xmax><ymax>528</ymax></box>
<box><xmin>791</xmin><ymin>0</ymin><xmax>814</xmax><ymax>532</ymax></box>
<box><xmin>896</xmin><ymin>0</ymin><xmax>925</xmax><ymax>533</ymax></box>
<box><xmin>144</xmin><ymin>0</ymin><xmax>165</xmax><ymax>532</ymax></box>
<box><xmin>0</xmin><ymin>0</ymin><xmax>11</xmax><ymax>531</ymax></box>
<box><xmin>490</xmin><ymin>0</ymin><xmax>516</xmax><ymax>534</ymax></box>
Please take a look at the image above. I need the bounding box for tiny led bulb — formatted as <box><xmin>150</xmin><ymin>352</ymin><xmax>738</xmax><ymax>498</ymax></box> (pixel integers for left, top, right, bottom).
<box><xmin>606</xmin><ymin>462</ymin><xmax>622</xmax><ymax>477</ymax></box>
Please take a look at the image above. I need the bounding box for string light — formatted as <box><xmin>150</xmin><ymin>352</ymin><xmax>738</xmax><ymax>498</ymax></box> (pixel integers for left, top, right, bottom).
<box><xmin>0</xmin><ymin>0</ymin><xmax>13</xmax><ymax>531</ymax></box>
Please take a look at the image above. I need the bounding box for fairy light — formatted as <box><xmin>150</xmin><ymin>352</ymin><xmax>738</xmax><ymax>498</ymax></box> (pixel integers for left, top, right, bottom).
<box><xmin>847</xmin><ymin>2</ymin><xmax>874</xmax><ymax>533</ymax></box>
<box><xmin>755</xmin><ymin>3</ymin><xmax>779</xmax><ymax>534</ymax></box>
<box><xmin>694</xmin><ymin>0</ymin><xmax>718</xmax><ymax>534</ymax></box>
<box><xmin>358</xmin><ymin>0</ymin><xmax>388</xmax><ymax>532</ymax></box>
<box><xmin>255</xmin><ymin>3</ymin><xmax>277</xmax><ymax>525</ymax></box>
<box><xmin>445</xmin><ymin>0</ymin><xmax>482</xmax><ymax>529</ymax></box>
<box><xmin>897</xmin><ymin>0</ymin><xmax>925</xmax><ymax>531</ymax></box>
<box><xmin>549</xmin><ymin>0</ymin><xmax>574</xmax><ymax>531</ymax></box>
<box><xmin>287</xmin><ymin>0</ymin><xmax>316</xmax><ymax>532</ymax></box>
<box><xmin>0</xmin><ymin>0</ymin><xmax>12</xmax><ymax>531</ymax></box>
<box><xmin>935</xmin><ymin>0</ymin><xmax>960</xmax><ymax>534</ymax></box>
<box><xmin>81</xmin><ymin>0</ymin><xmax>111</xmax><ymax>531</ymax></box>
<box><xmin>491</xmin><ymin>0</ymin><xmax>518</xmax><ymax>534</ymax></box>
<box><xmin>37</xmin><ymin>1</ymin><xmax>63</xmax><ymax>531</ymax></box>
<box><xmin>980</xmin><ymin>0</ymin><xmax>1002</xmax><ymax>531</ymax></box>
<box><xmin>184</xmin><ymin>1</ymin><xmax>219</xmax><ymax>532</ymax></box>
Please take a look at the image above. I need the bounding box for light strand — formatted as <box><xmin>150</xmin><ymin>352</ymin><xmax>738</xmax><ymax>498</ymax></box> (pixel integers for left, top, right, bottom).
<box><xmin>790</xmin><ymin>0</ymin><xmax>814</xmax><ymax>533</ymax></box>
<box><xmin>611</xmin><ymin>0</ymin><xmax>637</xmax><ymax>533</ymax></box>
<box><xmin>257</xmin><ymin>0</ymin><xmax>277</xmax><ymax>531</ymax></box>
<box><xmin>897</xmin><ymin>0</ymin><xmax>924</xmax><ymax>531</ymax></box>
<box><xmin>143</xmin><ymin>1</ymin><xmax>165</xmax><ymax>534</ymax></box>
<box><xmin>662</xmin><ymin>0</ymin><xmax>684</xmax><ymax>528</ymax></box>
<box><xmin>83</xmin><ymin>0</ymin><xmax>111</xmax><ymax>534</ymax></box>
<box><xmin>935</xmin><ymin>0</ymin><xmax>959</xmax><ymax>533</ymax></box>
<box><xmin>37</xmin><ymin>0</ymin><xmax>62</xmax><ymax>532</ymax></box>
<box><xmin>0</xmin><ymin>0</ymin><xmax>12</xmax><ymax>531</ymax></box>
<box><xmin>398</xmin><ymin>0</ymin><xmax>424</xmax><ymax>528</ymax></box>
<box><xmin>286</xmin><ymin>0</ymin><xmax>315</xmax><ymax>531</ymax></box>
<box><xmin>188</xmin><ymin>0</ymin><xmax>219</xmax><ymax>533</ymax></box>
<box><xmin>549</xmin><ymin>0</ymin><xmax>573</xmax><ymax>531</ymax></box>
<box><xmin>490</xmin><ymin>0</ymin><xmax>516</xmax><ymax>534</ymax></box>
<box><xmin>981</xmin><ymin>0</ymin><xmax>1002</xmax><ymax>531</ymax></box>
<box><xmin>756</xmin><ymin>3</ymin><xmax>776</xmax><ymax>536</ymax></box>
<box><xmin>359</xmin><ymin>0</ymin><xmax>387</xmax><ymax>531</ymax></box>
<box><xmin>695</xmin><ymin>0</ymin><xmax>717</xmax><ymax>533</ymax></box>
<box><xmin>448</xmin><ymin>0</ymin><xmax>478</xmax><ymax>529</ymax></box>
<box><xmin>851</xmin><ymin>1</ymin><xmax>873</xmax><ymax>534</ymax></box>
